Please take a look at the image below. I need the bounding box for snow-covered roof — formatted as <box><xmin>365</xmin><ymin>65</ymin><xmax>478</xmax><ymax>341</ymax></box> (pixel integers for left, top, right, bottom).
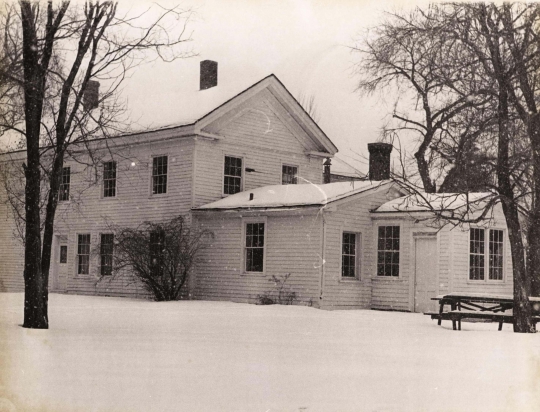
<box><xmin>196</xmin><ymin>180</ymin><xmax>392</xmax><ymax>211</ymax></box>
<box><xmin>375</xmin><ymin>192</ymin><xmax>493</xmax><ymax>213</ymax></box>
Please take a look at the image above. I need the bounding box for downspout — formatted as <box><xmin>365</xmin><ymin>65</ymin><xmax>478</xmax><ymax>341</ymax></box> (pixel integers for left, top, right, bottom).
<box><xmin>319</xmin><ymin>209</ymin><xmax>327</xmax><ymax>306</ymax></box>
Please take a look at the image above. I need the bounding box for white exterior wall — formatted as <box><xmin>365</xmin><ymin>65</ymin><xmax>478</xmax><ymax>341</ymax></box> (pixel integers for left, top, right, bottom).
<box><xmin>321</xmin><ymin>185</ymin><xmax>402</xmax><ymax>310</ymax></box>
<box><xmin>193</xmin><ymin>211</ymin><xmax>323</xmax><ymax>306</ymax></box>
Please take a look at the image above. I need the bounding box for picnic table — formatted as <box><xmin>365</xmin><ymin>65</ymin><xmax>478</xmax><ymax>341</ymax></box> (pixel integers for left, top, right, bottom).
<box><xmin>425</xmin><ymin>292</ymin><xmax>540</xmax><ymax>331</ymax></box>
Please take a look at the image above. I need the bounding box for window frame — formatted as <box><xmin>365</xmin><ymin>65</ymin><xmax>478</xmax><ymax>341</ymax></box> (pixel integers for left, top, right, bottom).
<box><xmin>469</xmin><ymin>227</ymin><xmax>505</xmax><ymax>282</ymax></box>
<box><xmin>242</xmin><ymin>217</ymin><xmax>267</xmax><ymax>274</ymax></box>
<box><xmin>376</xmin><ymin>225</ymin><xmax>401</xmax><ymax>278</ymax></box>
<box><xmin>100</xmin><ymin>233</ymin><xmax>114</xmax><ymax>276</ymax></box>
<box><xmin>76</xmin><ymin>233</ymin><xmax>91</xmax><ymax>276</ymax></box>
<box><xmin>341</xmin><ymin>231</ymin><xmax>361</xmax><ymax>280</ymax></box>
<box><xmin>150</xmin><ymin>155</ymin><xmax>169</xmax><ymax>196</ymax></box>
<box><xmin>59</xmin><ymin>245</ymin><xmax>68</xmax><ymax>264</ymax></box>
<box><xmin>59</xmin><ymin>166</ymin><xmax>71</xmax><ymax>202</ymax></box>
<box><xmin>281</xmin><ymin>163</ymin><xmax>299</xmax><ymax>185</ymax></box>
<box><xmin>223</xmin><ymin>155</ymin><xmax>243</xmax><ymax>196</ymax></box>
<box><xmin>102</xmin><ymin>160</ymin><xmax>117</xmax><ymax>199</ymax></box>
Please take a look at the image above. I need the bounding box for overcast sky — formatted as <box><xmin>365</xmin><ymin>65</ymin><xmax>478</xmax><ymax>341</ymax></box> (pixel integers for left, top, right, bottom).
<box><xmin>120</xmin><ymin>0</ymin><xmax>431</xmax><ymax>175</ymax></box>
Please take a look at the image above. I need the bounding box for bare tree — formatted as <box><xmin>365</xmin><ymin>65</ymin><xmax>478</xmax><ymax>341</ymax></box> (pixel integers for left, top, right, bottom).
<box><xmin>354</xmin><ymin>2</ymin><xmax>539</xmax><ymax>332</ymax></box>
<box><xmin>100</xmin><ymin>216</ymin><xmax>213</xmax><ymax>302</ymax></box>
<box><xmin>0</xmin><ymin>0</ymin><xmax>195</xmax><ymax>328</ymax></box>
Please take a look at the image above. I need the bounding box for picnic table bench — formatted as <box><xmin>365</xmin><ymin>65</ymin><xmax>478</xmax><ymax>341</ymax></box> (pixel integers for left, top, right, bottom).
<box><xmin>424</xmin><ymin>293</ymin><xmax>540</xmax><ymax>331</ymax></box>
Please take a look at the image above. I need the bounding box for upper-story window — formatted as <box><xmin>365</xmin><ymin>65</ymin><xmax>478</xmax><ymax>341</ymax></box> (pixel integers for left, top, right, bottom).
<box><xmin>103</xmin><ymin>161</ymin><xmax>117</xmax><ymax>198</ymax></box>
<box><xmin>152</xmin><ymin>156</ymin><xmax>168</xmax><ymax>195</ymax></box>
<box><xmin>282</xmin><ymin>165</ymin><xmax>298</xmax><ymax>185</ymax></box>
<box><xmin>377</xmin><ymin>226</ymin><xmax>400</xmax><ymax>277</ymax></box>
<box><xmin>224</xmin><ymin>156</ymin><xmax>242</xmax><ymax>195</ymax></box>
<box><xmin>470</xmin><ymin>228</ymin><xmax>504</xmax><ymax>281</ymax></box>
<box><xmin>59</xmin><ymin>167</ymin><xmax>70</xmax><ymax>201</ymax></box>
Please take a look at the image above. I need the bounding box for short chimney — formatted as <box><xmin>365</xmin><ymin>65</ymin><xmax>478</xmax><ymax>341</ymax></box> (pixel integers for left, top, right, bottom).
<box><xmin>368</xmin><ymin>143</ymin><xmax>392</xmax><ymax>181</ymax></box>
<box><xmin>323</xmin><ymin>158</ymin><xmax>332</xmax><ymax>184</ymax></box>
<box><xmin>83</xmin><ymin>80</ymin><xmax>100</xmax><ymax>110</ymax></box>
<box><xmin>200</xmin><ymin>60</ymin><xmax>218</xmax><ymax>90</ymax></box>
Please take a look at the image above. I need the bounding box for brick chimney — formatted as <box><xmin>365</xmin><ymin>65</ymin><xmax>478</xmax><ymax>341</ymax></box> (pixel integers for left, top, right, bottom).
<box><xmin>200</xmin><ymin>60</ymin><xmax>218</xmax><ymax>90</ymax></box>
<box><xmin>83</xmin><ymin>80</ymin><xmax>100</xmax><ymax>110</ymax></box>
<box><xmin>368</xmin><ymin>143</ymin><xmax>392</xmax><ymax>181</ymax></box>
<box><xmin>323</xmin><ymin>158</ymin><xmax>332</xmax><ymax>184</ymax></box>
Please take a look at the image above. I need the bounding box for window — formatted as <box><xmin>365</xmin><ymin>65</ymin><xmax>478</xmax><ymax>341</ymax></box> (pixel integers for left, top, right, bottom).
<box><xmin>59</xmin><ymin>245</ymin><xmax>67</xmax><ymax>264</ymax></box>
<box><xmin>100</xmin><ymin>234</ymin><xmax>114</xmax><ymax>276</ymax></box>
<box><xmin>342</xmin><ymin>232</ymin><xmax>360</xmax><ymax>278</ymax></box>
<box><xmin>59</xmin><ymin>167</ymin><xmax>70</xmax><ymax>201</ymax></box>
<box><xmin>103</xmin><ymin>161</ymin><xmax>117</xmax><ymax>198</ymax></box>
<box><xmin>150</xmin><ymin>230</ymin><xmax>165</xmax><ymax>277</ymax></box>
<box><xmin>152</xmin><ymin>156</ymin><xmax>168</xmax><ymax>194</ymax></box>
<box><xmin>77</xmin><ymin>234</ymin><xmax>91</xmax><ymax>275</ymax></box>
<box><xmin>282</xmin><ymin>165</ymin><xmax>298</xmax><ymax>185</ymax></box>
<box><xmin>224</xmin><ymin>156</ymin><xmax>242</xmax><ymax>195</ymax></box>
<box><xmin>377</xmin><ymin>226</ymin><xmax>400</xmax><ymax>277</ymax></box>
<box><xmin>469</xmin><ymin>228</ymin><xmax>504</xmax><ymax>281</ymax></box>
<box><xmin>245</xmin><ymin>222</ymin><xmax>265</xmax><ymax>272</ymax></box>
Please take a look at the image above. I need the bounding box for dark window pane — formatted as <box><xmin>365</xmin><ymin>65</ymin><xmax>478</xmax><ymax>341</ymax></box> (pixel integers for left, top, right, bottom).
<box><xmin>59</xmin><ymin>167</ymin><xmax>70</xmax><ymax>201</ymax></box>
<box><xmin>59</xmin><ymin>245</ymin><xmax>67</xmax><ymax>264</ymax></box>
<box><xmin>152</xmin><ymin>156</ymin><xmax>168</xmax><ymax>194</ymax></box>
<box><xmin>77</xmin><ymin>234</ymin><xmax>90</xmax><ymax>275</ymax></box>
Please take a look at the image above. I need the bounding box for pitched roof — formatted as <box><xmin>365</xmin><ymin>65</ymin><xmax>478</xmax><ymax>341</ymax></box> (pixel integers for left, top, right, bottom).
<box><xmin>374</xmin><ymin>192</ymin><xmax>493</xmax><ymax>213</ymax></box>
<box><xmin>195</xmin><ymin>180</ymin><xmax>391</xmax><ymax>211</ymax></box>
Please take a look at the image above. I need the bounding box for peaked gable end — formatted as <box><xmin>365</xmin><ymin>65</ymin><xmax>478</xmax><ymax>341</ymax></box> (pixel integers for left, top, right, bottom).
<box><xmin>195</xmin><ymin>75</ymin><xmax>338</xmax><ymax>156</ymax></box>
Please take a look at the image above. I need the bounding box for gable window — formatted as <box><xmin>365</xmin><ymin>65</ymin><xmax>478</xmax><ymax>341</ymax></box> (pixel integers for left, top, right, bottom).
<box><xmin>150</xmin><ymin>230</ymin><xmax>165</xmax><ymax>277</ymax></box>
<box><xmin>245</xmin><ymin>222</ymin><xmax>265</xmax><ymax>272</ymax></box>
<box><xmin>342</xmin><ymin>232</ymin><xmax>360</xmax><ymax>278</ymax></box>
<box><xmin>469</xmin><ymin>228</ymin><xmax>504</xmax><ymax>281</ymax></box>
<box><xmin>59</xmin><ymin>245</ymin><xmax>67</xmax><ymax>264</ymax></box>
<box><xmin>377</xmin><ymin>226</ymin><xmax>400</xmax><ymax>277</ymax></box>
<box><xmin>224</xmin><ymin>156</ymin><xmax>242</xmax><ymax>195</ymax></box>
<box><xmin>77</xmin><ymin>234</ymin><xmax>91</xmax><ymax>275</ymax></box>
<box><xmin>59</xmin><ymin>167</ymin><xmax>70</xmax><ymax>201</ymax></box>
<box><xmin>152</xmin><ymin>156</ymin><xmax>168</xmax><ymax>195</ymax></box>
<box><xmin>100</xmin><ymin>234</ymin><xmax>114</xmax><ymax>276</ymax></box>
<box><xmin>282</xmin><ymin>165</ymin><xmax>298</xmax><ymax>185</ymax></box>
<box><xmin>103</xmin><ymin>161</ymin><xmax>117</xmax><ymax>198</ymax></box>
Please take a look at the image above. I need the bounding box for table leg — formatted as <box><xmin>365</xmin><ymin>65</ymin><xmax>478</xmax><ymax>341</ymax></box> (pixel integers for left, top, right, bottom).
<box><xmin>451</xmin><ymin>302</ymin><xmax>457</xmax><ymax>330</ymax></box>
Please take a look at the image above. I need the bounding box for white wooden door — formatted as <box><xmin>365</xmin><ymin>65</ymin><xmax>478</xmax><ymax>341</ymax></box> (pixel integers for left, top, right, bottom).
<box><xmin>52</xmin><ymin>236</ymin><xmax>68</xmax><ymax>292</ymax></box>
<box><xmin>414</xmin><ymin>237</ymin><xmax>438</xmax><ymax>313</ymax></box>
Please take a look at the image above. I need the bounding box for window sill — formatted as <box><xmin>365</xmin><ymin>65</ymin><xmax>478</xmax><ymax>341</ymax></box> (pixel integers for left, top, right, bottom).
<box><xmin>100</xmin><ymin>196</ymin><xmax>118</xmax><ymax>201</ymax></box>
<box><xmin>466</xmin><ymin>280</ymin><xmax>505</xmax><ymax>285</ymax></box>
<box><xmin>339</xmin><ymin>277</ymin><xmax>361</xmax><ymax>283</ymax></box>
<box><xmin>240</xmin><ymin>271</ymin><xmax>266</xmax><ymax>276</ymax></box>
<box><xmin>372</xmin><ymin>276</ymin><xmax>405</xmax><ymax>282</ymax></box>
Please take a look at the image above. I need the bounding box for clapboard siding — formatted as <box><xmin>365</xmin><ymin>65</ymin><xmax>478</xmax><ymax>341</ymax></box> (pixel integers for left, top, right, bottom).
<box><xmin>194</xmin><ymin>213</ymin><xmax>322</xmax><ymax>305</ymax></box>
<box><xmin>0</xmin><ymin>200</ymin><xmax>24</xmax><ymax>292</ymax></box>
<box><xmin>321</xmin><ymin>186</ymin><xmax>402</xmax><ymax>309</ymax></box>
<box><xmin>193</xmin><ymin>96</ymin><xmax>324</xmax><ymax>208</ymax></box>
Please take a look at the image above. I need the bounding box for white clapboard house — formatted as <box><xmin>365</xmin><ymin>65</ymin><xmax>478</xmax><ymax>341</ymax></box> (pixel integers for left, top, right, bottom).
<box><xmin>0</xmin><ymin>62</ymin><xmax>514</xmax><ymax>311</ymax></box>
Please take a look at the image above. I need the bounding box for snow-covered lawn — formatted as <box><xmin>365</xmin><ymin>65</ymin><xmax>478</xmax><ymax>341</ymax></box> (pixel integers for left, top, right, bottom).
<box><xmin>1</xmin><ymin>293</ymin><xmax>539</xmax><ymax>412</ymax></box>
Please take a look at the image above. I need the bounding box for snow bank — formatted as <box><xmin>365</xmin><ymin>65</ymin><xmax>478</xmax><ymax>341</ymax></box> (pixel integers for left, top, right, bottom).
<box><xmin>1</xmin><ymin>293</ymin><xmax>539</xmax><ymax>412</ymax></box>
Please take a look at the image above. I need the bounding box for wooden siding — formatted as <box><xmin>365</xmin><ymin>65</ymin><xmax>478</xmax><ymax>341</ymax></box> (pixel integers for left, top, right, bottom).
<box><xmin>0</xmin><ymin>200</ymin><xmax>24</xmax><ymax>292</ymax></box>
<box><xmin>321</xmin><ymin>186</ymin><xmax>403</xmax><ymax>310</ymax></box>
<box><xmin>193</xmin><ymin>212</ymin><xmax>323</xmax><ymax>306</ymax></box>
<box><xmin>193</xmin><ymin>95</ymin><xmax>324</xmax><ymax>208</ymax></box>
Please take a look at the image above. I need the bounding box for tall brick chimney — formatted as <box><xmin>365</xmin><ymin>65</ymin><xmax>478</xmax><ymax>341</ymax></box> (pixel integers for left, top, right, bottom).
<box><xmin>323</xmin><ymin>158</ymin><xmax>332</xmax><ymax>184</ymax></box>
<box><xmin>83</xmin><ymin>80</ymin><xmax>100</xmax><ymax>110</ymax></box>
<box><xmin>200</xmin><ymin>60</ymin><xmax>218</xmax><ymax>90</ymax></box>
<box><xmin>368</xmin><ymin>143</ymin><xmax>393</xmax><ymax>181</ymax></box>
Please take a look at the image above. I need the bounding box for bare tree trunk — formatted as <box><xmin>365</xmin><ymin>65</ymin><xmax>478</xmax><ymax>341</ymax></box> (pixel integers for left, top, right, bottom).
<box><xmin>496</xmin><ymin>84</ymin><xmax>535</xmax><ymax>332</ymax></box>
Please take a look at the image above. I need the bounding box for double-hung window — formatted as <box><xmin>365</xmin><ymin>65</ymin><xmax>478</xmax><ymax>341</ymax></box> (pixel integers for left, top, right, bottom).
<box><xmin>282</xmin><ymin>165</ymin><xmax>298</xmax><ymax>185</ymax></box>
<box><xmin>469</xmin><ymin>228</ymin><xmax>504</xmax><ymax>281</ymax></box>
<box><xmin>77</xmin><ymin>234</ymin><xmax>91</xmax><ymax>275</ymax></box>
<box><xmin>103</xmin><ymin>161</ymin><xmax>117</xmax><ymax>198</ymax></box>
<box><xmin>342</xmin><ymin>232</ymin><xmax>360</xmax><ymax>278</ymax></box>
<box><xmin>59</xmin><ymin>167</ymin><xmax>70</xmax><ymax>201</ymax></box>
<box><xmin>245</xmin><ymin>222</ymin><xmax>265</xmax><ymax>272</ymax></box>
<box><xmin>224</xmin><ymin>156</ymin><xmax>242</xmax><ymax>195</ymax></box>
<box><xmin>377</xmin><ymin>226</ymin><xmax>400</xmax><ymax>277</ymax></box>
<box><xmin>100</xmin><ymin>234</ymin><xmax>114</xmax><ymax>276</ymax></box>
<box><xmin>152</xmin><ymin>156</ymin><xmax>168</xmax><ymax>195</ymax></box>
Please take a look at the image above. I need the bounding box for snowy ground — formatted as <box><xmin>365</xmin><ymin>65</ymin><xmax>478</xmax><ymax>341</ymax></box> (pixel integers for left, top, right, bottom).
<box><xmin>1</xmin><ymin>293</ymin><xmax>539</xmax><ymax>412</ymax></box>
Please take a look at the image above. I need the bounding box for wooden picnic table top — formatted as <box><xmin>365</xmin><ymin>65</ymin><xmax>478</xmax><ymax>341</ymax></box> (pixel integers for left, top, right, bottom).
<box><xmin>432</xmin><ymin>293</ymin><xmax>540</xmax><ymax>303</ymax></box>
